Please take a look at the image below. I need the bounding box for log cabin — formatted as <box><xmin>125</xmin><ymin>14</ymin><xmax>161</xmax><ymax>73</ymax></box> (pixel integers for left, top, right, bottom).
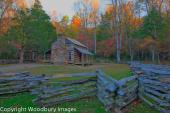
<box><xmin>50</xmin><ymin>37</ymin><xmax>93</xmax><ymax>65</ymax></box>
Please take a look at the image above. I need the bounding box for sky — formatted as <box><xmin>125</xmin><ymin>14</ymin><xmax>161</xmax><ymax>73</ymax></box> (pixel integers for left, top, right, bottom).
<box><xmin>26</xmin><ymin>0</ymin><xmax>110</xmax><ymax>20</ymax></box>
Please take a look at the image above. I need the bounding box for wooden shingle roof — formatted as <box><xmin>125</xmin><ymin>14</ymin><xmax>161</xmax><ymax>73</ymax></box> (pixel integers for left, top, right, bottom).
<box><xmin>66</xmin><ymin>38</ymin><xmax>87</xmax><ymax>48</ymax></box>
<box><xmin>75</xmin><ymin>47</ymin><xmax>93</xmax><ymax>55</ymax></box>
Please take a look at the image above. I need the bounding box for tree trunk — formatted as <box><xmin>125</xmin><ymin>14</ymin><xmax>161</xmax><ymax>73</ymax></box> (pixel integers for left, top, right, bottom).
<box><xmin>43</xmin><ymin>52</ymin><xmax>46</xmax><ymax>60</ymax></box>
<box><xmin>138</xmin><ymin>50</ymin><xmax>140</xmax><ymax>60</ymax></box>
<box><xmin>157</xmin><ymin>53</ymin><xmax>160</xmax><ymax>64</ymax></box>
<box><xmin>130</xmin><ymin>49</ymin><xmax>134</xmax><ymax>61</ymax></box>
<box><xmin>128</xmin><ymin>38</ymin><xmax>133</xmax><ymax>61</ymax></box>
<box><xmin>19</xmin><ymin>48</ymin><xmax>24</xmax><ymax>64</ymax></box>
<box><xmin>112</xmin><ymin>0</ymin><xmax>121</xmax><ymax>63</ymax></box>
<box><xmin>94</xmin><ymin>28</ymin><xmax>97</xmax><ymax>54</ymax></box>
<box><xmin>141</xmin><ymin>51</ymin><xmax>144</xmax><ymax>60</ymax></box>
<box><xmin>151</xmin><ymin>47</ymin><xmax>155</xmax><ymax>62</ymax></box>
<box><xmin>116</xmin><ymin>34</ymin><xmax>121</xmax><ymax>63</ymax></box>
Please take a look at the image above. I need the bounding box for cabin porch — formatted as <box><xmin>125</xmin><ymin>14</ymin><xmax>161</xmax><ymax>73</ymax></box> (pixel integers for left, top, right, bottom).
<box><xmin>68</xmin><ymin>47</ymin><xmax>93</xmax><ymax>65</ymax></box>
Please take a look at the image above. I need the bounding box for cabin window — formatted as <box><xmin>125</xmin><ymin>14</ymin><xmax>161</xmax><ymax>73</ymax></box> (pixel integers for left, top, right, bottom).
<box><xmin>68</xmin><ymin>51</ymin><xmax>72</xmax><ymax>61</ymax></box>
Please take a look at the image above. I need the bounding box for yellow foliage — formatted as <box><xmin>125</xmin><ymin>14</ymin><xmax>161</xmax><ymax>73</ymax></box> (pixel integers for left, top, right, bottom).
<box><xmin>15</xmin><ymin>0</ymin><xmax>28</xmax><ymax>9</ymax></box>
<box><xmin>91</xmin><ymin>0</ymin><xmax>99</xmax><ymax>10</ymax></box>
<box><xmin>106</xmin><ymin>5</ymin><xmax>114</xmax><ymax>13</ymax></box>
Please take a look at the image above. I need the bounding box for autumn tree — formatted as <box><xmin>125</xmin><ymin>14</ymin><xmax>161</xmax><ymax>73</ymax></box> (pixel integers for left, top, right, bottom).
<box><xmin>4</xmin><ymin>0</ymin><xmax>56</xmax><ymax>63</ymax></box>
<box><xmin>64</xmin><ymin>15</ymin><xmax>81</xmax><ymax>38</ymax></box>
<box><xmin>0</xmin><ymin>0</ymin><xmax>14</xmax><ymax>34</ymax></box>
<box><xmin>96</xmin><ymin>13</ymin><xmax>112</xmax><ymax>41</ymax></box>
<box><xmin>90</xmin><ymin>0</ymin><xmax>100</xmax><ymax>54</ymax></box>
<box><xmin>74</xmin><ymin>0</ymin><xmax>100</xmax><ymax>54</ymax></box>
<box><xmin>6</xmin><ymin>9</ymin><xmax>30</xmax><ymax>63</ymax></box>
<box><xmin>111</xmin><ymin>0</ymin><xmax>124</xmax><ymax>63</ymax></box>
<box><xmin>122</xmin><ymin>2</ymin><xmax>142</xmax><ymax>61</ymax></box>
<box><xmin>74</xmin><ymin>0</ymin><xmax>92</xmax><ymax>28</ymax></box>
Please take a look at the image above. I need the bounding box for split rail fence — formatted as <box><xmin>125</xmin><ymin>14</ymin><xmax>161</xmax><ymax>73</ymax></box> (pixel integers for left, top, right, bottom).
<box><xmin>0</xmin><ymin>62</ymin><xmax>170</xmax><ymax>113</ymax></box>
<box><xmin>0</xmin><ymin>59</ymin><xmax>19</xmax><ymax>64</ymax></box>
<box><xmin>130</xmin><ymin>62</ymin><xmax>170</xmax><ymax>113</ymax></box>
<box><xmin>0</xmin><ymin>72</ymin><xmax>49</xmax><ymax>96</ymax></box>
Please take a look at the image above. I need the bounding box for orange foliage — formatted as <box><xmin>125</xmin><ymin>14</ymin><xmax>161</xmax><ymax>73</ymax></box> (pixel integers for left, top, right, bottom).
<box><xmin>122</xmin><ymin>2</ymin><xmax>133</xmax><ymax>18</ymax></box>
<box><xmin>0</xmin><ymin>18</ymin><xmax>11</xmax><ymax>34</ymax></box>
<box><xmin>71</xmin><ymin>16</ymin><xmax>81</xmax><ymax>27</ymax></box>
<box><xmin>105</xmin><ymin>5</ymin><xmax>114</xmax><ymax>14</ymax></box>
<box><xmin>122</xmin><ymin>2</ymin><xmax>142</xmax><ymax>29</ymax></box>
<box><xmin>91</xmin><ymin>0</ymin><xmax>99</xmax><ymax>10</ymax></box>
<box><xmin>0</xmin><ymin>0</ymin><xmax>15</xmax><ymax>34</ymax></box>
<box><xmin>15</xmin><ymin>0</ymin><xmax>28</xmax><ymax>9</ymax></box>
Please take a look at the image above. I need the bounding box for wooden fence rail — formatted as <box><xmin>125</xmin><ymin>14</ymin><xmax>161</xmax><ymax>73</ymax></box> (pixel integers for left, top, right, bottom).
<box><xmin>28</xmin><ymin>70</ymin><xmax>138</xmax><ymax>112</ymax></box>
<box><xmin>130</xmin><ymin>62</ymin><xmax>170</xmax><ymax>113</ymax></box>
<box><xmin>138</xmin><ymin>75</ymin><xmax>170</xmax><ymax>113</ymax></box>
<box><xmin>115</xmin><ymin>75</ymin><xmax>138</xmax><ymax>110</ymax></box>
<box><xmin>0</xmin><ymin>59</ymin><xmax>19</xmax><ymax>64</ymax></box>
<box><xmin>0</xmin><ymin>71</ymin><xmax>139</xmax><ymax>113</ymax></box>
<box><xmin>33</xmin><ymin>72</ymin><xmax>97</xmax><ymax>107</ymax></box>
<box><xmin>97</xmin><ymin>70</ymin><xmax>118</xmax><ymax>111</ymax></box>
<box><xmin>96</xmin><ymin>70</ymin><xmax>138</xmax><ymax>113</ymax></box>
<box><xmin>0</xmin><ymin>72</ymin><xmax>49</xmax><ymax>96</ymax></box>
<box><xmin>1</xmin><ymin>62</ymin><xmax>170</xmax><ymax>113</ymax></box>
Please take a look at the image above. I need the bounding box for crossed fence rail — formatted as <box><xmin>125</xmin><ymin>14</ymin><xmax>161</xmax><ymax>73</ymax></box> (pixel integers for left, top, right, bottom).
<box><xmin>0</xmin><ymin>62</ymin><xmax>170</xmax><ymax>113</ymax></box>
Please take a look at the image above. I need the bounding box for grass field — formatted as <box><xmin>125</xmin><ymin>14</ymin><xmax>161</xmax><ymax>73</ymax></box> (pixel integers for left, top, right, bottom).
<box><xmin>15</xmin><ymin>63</ymin><xmax>132</xmax><ymax>80</ymax></box>
<box><xmin>0</xmin><ymin>63</ymin><xmax>160</xmax><ymax>113</ymax></box>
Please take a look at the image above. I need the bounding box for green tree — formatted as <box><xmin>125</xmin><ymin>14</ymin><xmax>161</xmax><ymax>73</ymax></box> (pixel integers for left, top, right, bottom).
<box><xmin>29</xmin><ymin>0</ymin><xmax>56</xmax><ymax>54</ymax></box>
<box><xmin>97</xmin><ymin>13</ymin><xmax>112</xmax><ymax>41</ymax></box>
<box><xmin>134</xmin><ymin>8</ymin><xmax>168</xmax><ymax>62</ymax></box>
<box><xmin>5</xmin><ymin>0</ymin><xmax>56</xmax><ymax>63</ymax></box>
<box><xmin>6</xmin><ymin>9</ymin><xmax>30</xmax><ymax>63</ymax></box>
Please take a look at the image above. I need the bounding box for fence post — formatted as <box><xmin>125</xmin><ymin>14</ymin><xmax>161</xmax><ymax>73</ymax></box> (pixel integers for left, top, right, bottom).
<box><xmin>96</xmin><ymin>70</ymin><xmax>119</xmax><ymax>112</ymax></box>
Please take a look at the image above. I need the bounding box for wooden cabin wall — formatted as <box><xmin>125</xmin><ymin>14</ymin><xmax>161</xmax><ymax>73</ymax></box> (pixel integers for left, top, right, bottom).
<box><xmin>74</xmin><ymin>49</ymin><xmax>82</xmax><ymax>64</ymax></box>
<box><xmin>67</xmin><ymin>46</ymin><xmax>74</xmax><ymax>64</ymax></box>
<box><xmin>73</xmin><ymin>49</ymin><xmax>92</xmax><ymax>65</ymax></box>
<box><xmin>51</xmin><ymin>38</ymin><xmax>93</xmax><ymax>65</ymax></box>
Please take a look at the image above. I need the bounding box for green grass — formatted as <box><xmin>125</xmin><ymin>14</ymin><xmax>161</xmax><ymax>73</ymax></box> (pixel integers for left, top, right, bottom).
<box><xmin>16</xmin><ymin>63</ymin><xmax>132</xmax><ymax>80</ymax></box>
<box><xmin>57</xmin><ymin>97</ymin><xmax>106</xmax><ymax>113</ymax></box>
<box><xmin>0</xmin><ymin>93</ymin><xmax>106</xmax><ymax>113</ymax></box>
<box><xmin>102</xmin><ymin>64</ymin><xmax>132</xmax><ymax>80</ymax></box>
<box><xmin>0</xmin><ymin>64</ymin><xmax>10</xmax><ymax>67</ymax></box>
<box><xmin>0</xmin><ymin>63</ymin><xmax>159</xmax><ymax>113</ymax></box>
<box><xmin>24</xmin><ymin>65</ymin><xmax>93</xmax><ymax>75</ymax></box>
<box><xmin>125</xmin><ymin>101</ymin><xmax>160</xmax><ymax>113</ymax></box>
<box><xmin>0</xmin><ymin>93</ymin><xmax>160</xmax><ymax>113</ymax></box>
<box><xmin>0</xmin><ymin>93</ymin><xmax>37</xmax><ymax>108</ymax></box>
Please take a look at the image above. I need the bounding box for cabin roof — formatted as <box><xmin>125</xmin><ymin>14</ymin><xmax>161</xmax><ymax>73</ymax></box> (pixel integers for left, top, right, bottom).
<box><xmin>75</xmin><ymin>47</ymin><xmax>93</xmax><ymax>55</ymax></box>
<box><xmin>51</xmin><ymin>37</ymin><xmax>93</xmax><ymax>55</ymax></box>
<box><xmin>66</xmin><ymin>38</ymin><xmax>87</xmax><ymax>48</ymax></box>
